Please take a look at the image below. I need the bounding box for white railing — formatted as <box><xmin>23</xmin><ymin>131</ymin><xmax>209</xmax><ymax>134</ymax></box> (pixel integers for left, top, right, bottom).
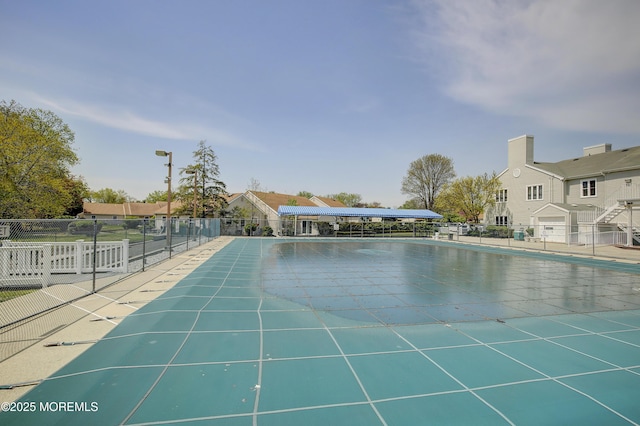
<box><xmin>569</xmin><ymin>231</ymin><xmax>627</xmax><ymax>247</ymax></box>
<box><xmin>0</xmin><ymin>240</ymin><xmax>129</xmax><ymax>284</ymax></box>
<box><xmin>0</xmin><ymin>245</ymin><xmax>52</xmax><ymax>287</ymax></box>
<box><xmin>578</xmin><ymin>183</ymin><xmax>640</xmax><ymax>223</ymax></box>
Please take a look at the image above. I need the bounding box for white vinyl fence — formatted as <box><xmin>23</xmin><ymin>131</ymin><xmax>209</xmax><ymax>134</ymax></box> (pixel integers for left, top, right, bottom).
<box><xmin>0</xmin><ymin>240</ymin><xmax>129</xmax><ymax>287</ymax></box>
<box><xmin>569</xmin><ymin>231</ymin><xmax>628</xmax><ymax>247</ymax></box>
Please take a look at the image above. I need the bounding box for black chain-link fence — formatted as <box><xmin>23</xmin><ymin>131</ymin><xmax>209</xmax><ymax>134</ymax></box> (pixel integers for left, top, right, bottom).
<box><xmin>0</xmin><ymin>218</ymin><xmax>220</xmax><ymax>360</ymax></box>
<box><xmin>219</xmin><ymin>217</ymin><xmax>638</xmax><ymax>260</ymax></box>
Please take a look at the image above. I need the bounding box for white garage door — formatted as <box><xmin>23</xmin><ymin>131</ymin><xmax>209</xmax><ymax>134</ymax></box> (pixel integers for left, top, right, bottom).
<box><xmin>538</xmin><ymin>217</ymin><xmax>566</xmax><ymax>243</ymax></box>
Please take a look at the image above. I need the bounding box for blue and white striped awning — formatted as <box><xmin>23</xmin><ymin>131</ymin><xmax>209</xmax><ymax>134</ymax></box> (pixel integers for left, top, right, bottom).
<box><xmin>277</xmin><ymin>206</ymin><xmax>442</xmax><ymax>219</ymax></box>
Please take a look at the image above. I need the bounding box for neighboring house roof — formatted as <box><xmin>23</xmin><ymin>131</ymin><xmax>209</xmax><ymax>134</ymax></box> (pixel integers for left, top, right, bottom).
<box><xmin>250</xmin><ymin>191</ymin><xmax>335</xmax><ymax>212</ymax></box>
<box><xmin>226</xmin><ymin>193</ymin><xmax>243</xmax><ymax>203</ymax></box>
<box><xmin>82</xmin><ymin>203</ymin><xmax>126</xmax><ymax>216</ymax></box>
<box><xmin>533</xmin><ymin>146</ymin><xmax>640</xmax><ymax>179</ymax></box>
<box><xmin>278</xmin><ymin>206</ymin><xmax>443</xmax><ymax>219</ymax></box>
<box><xmin>152</xmin><ymin>201</ymin><xmax>183</xmax><ymax>215</ymax></box>
<box><xmin>311</xmin><ymin>195</ymin><xmax>345</xmax><ymax>207</ymax></box>
<box><xmin>82</xmin><ymin>202</ymin><xmax>176</xmax><ymax>217</ymax></box>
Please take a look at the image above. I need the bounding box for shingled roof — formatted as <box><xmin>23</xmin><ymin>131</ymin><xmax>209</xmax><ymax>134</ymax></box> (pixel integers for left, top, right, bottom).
<box><xmin>82</xmin><ymin>202</ymin><xmax>175</xmax><ymax>217</ymax></box>
<box><xmin>250</xmin><ymin>191</ymin><xmax>331</xmax><ymax>212</ymax></box>
<box><xmin>533</xmin><ymin>145</ymin><xmax>640</xmax><ymax>179</ymax></box>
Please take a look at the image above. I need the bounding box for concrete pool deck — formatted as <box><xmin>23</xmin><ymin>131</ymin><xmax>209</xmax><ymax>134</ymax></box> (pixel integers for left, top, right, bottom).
<box><xmin>453</xmin><ymin>235</ymin><xmax>640</xmax><ymax>264</ymax></box>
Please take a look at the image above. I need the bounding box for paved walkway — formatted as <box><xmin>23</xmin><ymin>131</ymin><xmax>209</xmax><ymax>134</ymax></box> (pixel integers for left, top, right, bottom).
<box><xmin>451</xmin><ymin>235</ymin><xmax>640</xmax><ymax>264</ymax></box>
<box><xmin>0</xmin><ymin>237</ymin><xmax>234</xmax><ymax>402</ymax></box>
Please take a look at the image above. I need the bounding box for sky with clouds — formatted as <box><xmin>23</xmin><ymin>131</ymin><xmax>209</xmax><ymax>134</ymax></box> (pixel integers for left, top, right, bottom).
<box><xmin>1</xmin><ymin>0</ymin><xmax>639</xmax><ymax>207</ymax></box>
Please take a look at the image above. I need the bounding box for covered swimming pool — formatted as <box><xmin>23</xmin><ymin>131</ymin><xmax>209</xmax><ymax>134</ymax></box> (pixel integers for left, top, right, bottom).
<box><xmin>3</xmin><ymin>238</ymin><xmax>640</xmax><ymax>425</ymax></box>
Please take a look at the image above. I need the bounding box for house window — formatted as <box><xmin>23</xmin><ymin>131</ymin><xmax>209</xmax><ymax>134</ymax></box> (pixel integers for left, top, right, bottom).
<box><xmin>496</xmin><ymin>189</ymin><xmax>508</xmax><ymax>203</ymax></box>
<box><xmin>581</xmin><ymin>179</ymin><xmax>597</xmax><ymax>197</ymax></box>
<box><xmin>527</xmin><ymin>184</ymin><xmax>543</xmax><ymax>200</ymax></box>
<box><xmin>495</xmin><ymin>216</ymin><xmax>508</xmax><ymax>226</ymax></box>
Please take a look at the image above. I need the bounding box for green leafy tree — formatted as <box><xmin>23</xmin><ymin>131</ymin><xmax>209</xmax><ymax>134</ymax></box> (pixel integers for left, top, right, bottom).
<box><xmin>401</xmin><ymin>154</ymin><xmax>455</xmax><ymax>210</ymax></box>
<box><xmin>229</xmin><ymin>206</ymin><xmax>249</xmax><ymax>221</ymax></box>
<box><xmin>326</xmin><ymin>192</ymin><xmax>362</xmax><ymax>207</ymax></box>
<box><xmin>297</xmin><ymin>191</ymin><xmax>313</xmax><ymax>198</ymax></box>
<box><xmin>62</xmin><ymin>175</ymin><xmax>90</xmax><ymax>217</ymax></box>
<box><xmin>0</xmin><ymin>100</ymin><xmax>79</xmax><ymax>218</ymax></box>
<box><xmin>177</xmin><ymin>140</ymin><xmax>227</xmax><ymax>217</ymax></box>
<box><xmin>400</xmin><ymin>198</ymin><xmax>422</xmax><ymax>209</ymax></box>
<box><xmin>89</xmin><ymin>188</ymin><xmax>130</xmax><ymax>203</ymax></box>
<box><xmin>436</xmin><ymin>172</ymin><xmax>501</xmax><ymax>223</ymax></box>
<box><xmin>145</xmin><ymin>190</ymin><xmax>168</xmax><ymax>202</ymax></box>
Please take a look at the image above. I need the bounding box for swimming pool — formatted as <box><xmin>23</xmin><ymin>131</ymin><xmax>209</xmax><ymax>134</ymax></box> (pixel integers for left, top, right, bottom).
<box><xmin>3</xmin><ymin>238</ymin><xmax>640</xmax><ymax>425</ymax></box>
<box><xmin>262</xmin><ymin>240</ymin><xmax>640</xmax><ymax>324</ymax></box>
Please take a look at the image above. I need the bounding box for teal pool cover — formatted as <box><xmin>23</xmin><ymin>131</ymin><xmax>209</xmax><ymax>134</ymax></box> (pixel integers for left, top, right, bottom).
<box><xmin>3</xmin><ymin>238</ymin><xmax>640</xmax><ymax>425</ymax></box>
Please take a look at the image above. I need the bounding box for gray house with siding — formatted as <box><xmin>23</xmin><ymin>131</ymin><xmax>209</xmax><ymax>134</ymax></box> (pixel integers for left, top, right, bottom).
<box><xmin>487</xmin><ymin>135</ymin><xmax>640</xmax><ymax>245</ymax></box>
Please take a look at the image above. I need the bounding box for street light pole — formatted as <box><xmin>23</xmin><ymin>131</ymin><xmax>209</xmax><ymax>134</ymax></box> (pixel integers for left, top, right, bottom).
<box><xmin>155</xmin><ymin>150</ymin><xmax>173</xmax><ymax>257</ymax></box>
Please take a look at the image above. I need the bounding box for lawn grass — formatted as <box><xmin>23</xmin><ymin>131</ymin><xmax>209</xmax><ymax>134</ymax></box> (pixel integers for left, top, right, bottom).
<box><xmin>0</xmin><ymin>289</ymin><xmax>36</xmax><ymax>302</ymax></box>
<box><xmin>5</xmin><ymin>225</ymin><xmax>154</xmax><ymax>244</ymax></box>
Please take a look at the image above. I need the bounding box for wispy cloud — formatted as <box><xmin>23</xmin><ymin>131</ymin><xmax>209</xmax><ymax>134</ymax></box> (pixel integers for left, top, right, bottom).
<box><xmin>35</xmin><ymin>97</ymin><xmax>263</xmax><ymax>151</ymax></box>
<box><xmin>411</xmin><ymin>0</ymin><xmax>640</xmax><ymax>134</ymax></box>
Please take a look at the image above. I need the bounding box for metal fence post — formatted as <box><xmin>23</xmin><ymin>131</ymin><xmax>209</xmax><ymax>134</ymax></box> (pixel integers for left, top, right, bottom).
<box><xmin>142</xmin><ymin>218</ymin><xmax>147</xmax><ymax>272</ymax></box>
<box><xmin>186</xmin><ymin>219</ymin><xmax>191</xmax><ymax>251</ymax></box>
<box><xmin>92</xmin><ymin>219</ymin><xmax>98</xmax><ymax>293</ymax></box>
<box><xmin>169</xmin><ymin>217</ymin><xmax>173</xmax><ymax>259</ymax></box>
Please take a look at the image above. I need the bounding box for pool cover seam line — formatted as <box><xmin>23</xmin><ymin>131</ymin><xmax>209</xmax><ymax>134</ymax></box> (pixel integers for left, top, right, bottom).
<box><xmin>318</xmin><ymin>320</ymin><xmax>389</xmax><ymax>426</ymax></box>
<box><xmin>118</xmin><ymin>367</ymin><xmax>640</xmax><ymax>426</ymax></box>
<box><xmin>500</xmin><ymin>320</ymin><xmax>640</xmax><ymax>371</ymax></box>
<box><xmin>38</xmin><ymin>323</ymin><xmax>640</xmax><ymax>376</ymax></box>
<box><xmin>388</xmin><ymin>324</ymin><xmax>517</xmax><ymax>425</ymax></box>
<box><xmin>120</xmin><ymin>239</ymin><xmax>246</xmax><ymax>425</ymax></box>
<box><xmin>278</xmin><ymin>242</ymin><xmax>389</xmax><ymax>425</ymax></box>
<box><xmin>498</xmin><ymin>319</ymin><xmax>640</xmax><ymax>381</ymax></box>
<box><xmin>456</xmin><ymin>326</ymin><xmax>638</xmax><ymax>424</ymax></box>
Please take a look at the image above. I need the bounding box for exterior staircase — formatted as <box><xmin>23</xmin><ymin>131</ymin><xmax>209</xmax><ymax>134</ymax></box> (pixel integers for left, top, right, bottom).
<box><xmin>595</xmin><ymin>202</ymin><xmax>626</xmax><ymax>224</ymax></box>
<box><xmin>618</xmin><ymin>224</ymin><xmax>640</xmax><ymax>245</ymax></box>
<box><xmin>580</xmin><ymin>184</ymin><xmax>640</xmax><ymax>246</ymax></box>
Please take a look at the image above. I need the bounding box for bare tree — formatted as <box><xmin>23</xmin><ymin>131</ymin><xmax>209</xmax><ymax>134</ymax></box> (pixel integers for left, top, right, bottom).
<box><xmin>247</xmin><ymin>177</ymin><xmax>264</xmax><ymax>192</ymax></box>
<box><xmin>401</xmin><ymin>154</ymin><xmax>455</xmax><ymax>210</ymax></box>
